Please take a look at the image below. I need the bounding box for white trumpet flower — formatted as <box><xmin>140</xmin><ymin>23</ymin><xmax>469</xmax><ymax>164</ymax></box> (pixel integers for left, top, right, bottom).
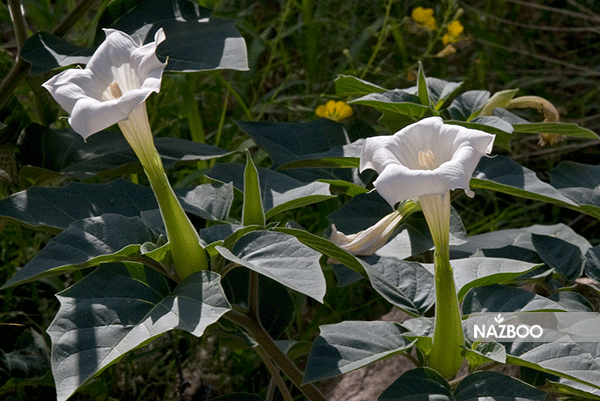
<box><xmin>359</xmin><ymin>116</ymin><xmax>495</xmax><ymax>379</ymax></box>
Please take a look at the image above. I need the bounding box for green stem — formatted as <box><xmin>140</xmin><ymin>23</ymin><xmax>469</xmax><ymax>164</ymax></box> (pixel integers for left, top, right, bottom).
<box><xmin>420</xmin><ymin>193</ymin><xmax>464</xmax><ymax>378</ymax></box>
<box><xmin>255</xmin><ymin>346</ymin><xmax>294</xmax><ymax>401</ymax></box>
<box><xmin>224</xmin><ymin>310</ymin><xmax>327</xmax><ymax>401</ymax></box>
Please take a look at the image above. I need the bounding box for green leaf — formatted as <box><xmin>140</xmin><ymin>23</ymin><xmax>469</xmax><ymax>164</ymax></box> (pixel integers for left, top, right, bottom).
<box><xmin>426</xmin><ymin>77</ymin><xmax>463</xmax><ymax>110</ymax></box>
<box><xmin>585</xmin><ymin>245</ymin><xmax>600</xmax><ymax>281</ymax></box>
<box><xmin>361</xmin><ymin>256</ymin><xmax>434</xmax><ymax>316</ymax></box>
<box><xmin>532</xmin><ymin>234</ymin><xmax>584</xmax><ymax>283</ymax></box>
<box><xmin>303</xmin><ymin>321</ymin><xmax>413</xmax><ymax>384</ymax></box>
<box><xmin>462</xmin><ymin>284</ymin><xmax>568</xmax><ymax>315</ymax></box>
<box><xmin>0</xmin><ymin>329</ymin><xmax>50</xmax><ymax>386</ymax></box>
<box><xmin>451</xmin><ymin>223</ymin><xmax>591</xmax><ymax>258</ymax></box>
<box><xmin>242</xmin><ymin>150</ymin><xmax>265</xmax><ymax>226</ymax></box>
<box><xmin>206</xmin><ymin>163</ymin><xmax>334</xmax><ymax>219</ymax></box>
<box><xmin>221</xmin><ymin>267</ymin><xmax>294</xmax><ymax>339</ymax></box>
<box><xmin>273</xmin><ymin>226</ymin><xmax>366</xmax><ymax>276</ymax></box>
<box><xmin>471</xmin><ymin>156</ymin><xmax>578</xmax><ymax>209</ymax></box>
<box><xmin>452</xmin><ymin>258</ymin><xmax>542</xmax><ymax>301</ymax></box>
<box><xmin>512</xmin><ymin>122</ymin><xmax>599</xmax><ymax>139</ymax></box>
<box><xmin>379</xmin><ymin>369</ymin><xmax>546</xmax><ymax>401</ymax></box>
<box><xmin>454</xmin><ymin>371</ymin><xmax>546</xmax><ymax>401</ymax></box>
<box><xmin>463</xmin><ymin>341</ymin><xmax>507</xmax><ymax>368</ymax></box>
<box><xmin>236</xmin><ymin>119</ymin><xmax>352</xmax><ymax>168</ymax></box>
<box><xmin>276</xmin><ymin>139</ymin><xmax>363</xmax><ymax>170</ymax></box>
<box><xmin>3</xmin><ymin>215</ymin><xmax>156</xmax><ymax>288</ymax></box>
<box><xmin>334</xmin><ymin>74</ymin><xmax>387</xmax><ymax>97</ymax></box>
<box><xmin>350</xmin><ymin>90</ymin><xmax>431</xmax><ymax>120</ymax></box>
<box><xmin>0</xmin><ymin>179</ymin><xmax>232</xmax><ymax>232</ymax></box>
<box><xmin>543</xmin><ymin>380</ymin><xmax>600</xmax><ymax>400</ymax></box>
<box><xmin>17</xmin><ymin>124</ymin><xmax>232</xmax><ymax>180</ymax></box>
<box><xmin>416</xmin><ymin>62</ymin><xmax>430</xmax><ymax>107</ymax></box>
<box><xmin>548</xmin><ymin>292</ymin><xmax>593</xmax><ymax>312</ymax></box>
<box><xmin>378</xmin><ymin>368</ymin><xmax>451</xmax><ymax>401</ymax></box>
<box><xmin>177</xmin><ymin>182</ymin><xmax>234</xmax><ymax>222</ymax></box>
<box><xmin>20</xmin><ymin>32</ymin><xmax>94</xmax><ymax>74</ymax></box>
<box><xmin>0</xmin><ymin>179</ymin><xmax>153</xmax><ymax>232</ymax></box>
<box><xmin>215</xmin><ymin>230</ymin><xmax>326</xmax><ymax>302</ymax></box>
<box><xmin>448</xmin><ymin>117</ymin><xmax>513</xmax><ymax>150</ymax></box>
<box><xmin>447</xmin><ymin>90</ymin><xmax>490</xmax><ymax>121</ymax></box>
<box><xmin>505</xmin><ymin>340</ymin><xmax>600</xmax><ymax>392</ymax></box>
<box><xmin>98</xmin><ymin>0</ymin><xmax>248</xmax><ymax>72</ymax></box>
<box><xmin>48</xmin><ymin>264</ymin><xmax>231</xmax><ymax>401</ymax></box>
<box><xmin>548</xmin><ymin>161</ymin><xmax>600</xmax><ymax>218</ymax></box>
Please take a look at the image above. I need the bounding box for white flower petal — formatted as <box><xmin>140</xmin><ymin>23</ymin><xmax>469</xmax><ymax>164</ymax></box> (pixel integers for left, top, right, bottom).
<box><xmin>42</xmin><ymin>28</ymin><xmax>166</xmax><ymax>140</ymax></box>
<box><xmin>360</xmin><ymin>117</ymin><xmax>495</xmax><ymax>207</ymax></box>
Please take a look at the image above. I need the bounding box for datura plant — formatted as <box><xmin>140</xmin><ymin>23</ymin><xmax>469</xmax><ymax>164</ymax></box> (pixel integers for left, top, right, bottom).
<box><xmin>3</xmin><ymin>2</ymin><xmax>600</xmax><ymax>401</ymax></box>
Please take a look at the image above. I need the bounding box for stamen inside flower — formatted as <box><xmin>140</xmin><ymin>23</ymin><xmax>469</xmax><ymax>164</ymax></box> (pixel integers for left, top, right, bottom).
<box><xmin>418</xmin><ymin>149</ymin><xmax>435</xmax><ymax>169</ymax></box>
<box><xmin>109</xmin><ymin>82</ymin><xmax>123</xmax><ymax>99</ymax></box>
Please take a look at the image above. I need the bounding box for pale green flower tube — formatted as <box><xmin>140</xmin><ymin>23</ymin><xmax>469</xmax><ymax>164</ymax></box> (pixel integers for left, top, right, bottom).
<box><xmin>43</xmin><ymin>28</ymin><xmax>208</xmax><ymax>279</ymax></box>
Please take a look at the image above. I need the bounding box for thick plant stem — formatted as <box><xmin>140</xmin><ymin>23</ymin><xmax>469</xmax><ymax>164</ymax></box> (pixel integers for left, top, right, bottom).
<box><xmin>224</xmin><ymin>310</ymin><xmax>327</xmax><ymax>401</ymax></box>
<box><xmin>420</xmin><ymin>193</ymin><xmax>464</xmax><ymax>378</ymax></box>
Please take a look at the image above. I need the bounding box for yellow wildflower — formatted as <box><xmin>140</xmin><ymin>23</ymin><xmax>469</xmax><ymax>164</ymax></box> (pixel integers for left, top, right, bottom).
<box><xmin>411</xmin><ymin>7</ymin><xmax>437</xmax><ymax>31</ymax></box>
<box><xmin>447</xmin><ymin>20</ymin><xmax>464</xmax><ymax>37</ymax></box>
<box><xmin>442</xmin><ymin>20</ymin><xmax>463</xmax><ymax>45</ymax></box>
<box><xmin>315</xmin><ymin>100</ymin><xmax>353</xmax><ymax>122</ymax></box>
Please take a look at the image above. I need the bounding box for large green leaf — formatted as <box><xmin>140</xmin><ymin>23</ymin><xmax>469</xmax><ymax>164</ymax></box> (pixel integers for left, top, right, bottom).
<box><xmin>206</xmin><ymin>163</ymin><xmax>334</xmax><ymax>219</ymax></box>
<box><xmin>548</xmin><ymin>161</ymin><xmax>600</xmax><ymax>218</ymax></box>
<box><xmin>446</xmin><ymin>90</ymin><xmax>490</xmax><ymax>121</ymax></box>
<box><xmin>334</xmin><ymin>74</ymin><xmax>386</xmax><ymax>97</ymax></box>
<box><xmin>276</xmin><ymin>139</ymin><xmax>363</xmax><ymax>170</ymax></box>
<box><xmin>426</xmin><ymin>77</ymin><xmax>463</xmax><ymax>111</ymax></box>
<box><xmin>48</xmin><ymin>263</ymin><xmax>230</xmax><ymax>401</ymax></box>
<box><xmin>451</xmin><ymin>223</ymin><xmax>591</xmax><ymax>258</ymax></box>
<box><xmin>512</xmin><ymin>122</ymin><xmax>599</xmax><ymax>139</ymax></box>
<box><xmin>273</xmin><ymin>226</ymin><xmax>366</xmax><ymax>276</ymax></box>
<box><xmin>303</xmin><ymin>321</ymin><xmax>413</xmax><ymax>384</ymax></box>
<box><xmin>452</xmin><ymin>258</ymin><xmax>542</xmax><ymax>301</ymax></box>
<box><xmin>379</xmin><ymin>369</ymin><xmax>546</xmax><ymax>401</ymax></box>
<box><xmin>350</xmin><ymin>90</ymin><xmax>431</xmax><ymax>120</ymax></box>
<box><xmin>20</xmin><ymin>32</ymin><xmax>94</xmax><ymax>74</ymax></box>
<box><xmin>0</xmin><ymin>179</ymin><xmax>233</xmax><ymax>232</ymax></box>
<box><xmin>471</xmin><ymin>156</ymin><xmax>578</xmax><ymax>209</ymax></box>
<box><xmin>361</xmin><ymin>256</ymin><xmax>434</xmax><ymax>316</ymax></box>
<box><xmin>17</xmin><ymin>124</ymin><xmax>232</xmax><ymax>180</ymax></box>
<box><xmin>236</xmin><ymin>119</ymin><xmax>353</xmax><ymax>168</ymax></box>
<box><xmin>532</xmin><ymin>234</ymin><xmax>585</xmax><ymax>283</ymax></box>
<box><xmin>0</xmin><ymin>329</ymin><xmax>50</xmax><ymax>388</ymax></box>
<box><xmin>2</xmin><ymin>214</ymin><xmax>155</xmax><ymax>288</ymax></box>
<box><xmin>462</xmin><ymin>284</ymin><xmax>568</xmax><ymax>315</ymax></box>
<box><xmin>22</xmin><ymin>0</ymin><xmax>247</xmax><ymax>74</ymax></box>
<box><xmin>102</xmin><ymin>0</ymin><xmax>248</xmax><ymax>72</ymax></box>
<box><xmin>215</xmin><ymin>230</ymin><xmax>326</xmax><ymax>302</ymax></box>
